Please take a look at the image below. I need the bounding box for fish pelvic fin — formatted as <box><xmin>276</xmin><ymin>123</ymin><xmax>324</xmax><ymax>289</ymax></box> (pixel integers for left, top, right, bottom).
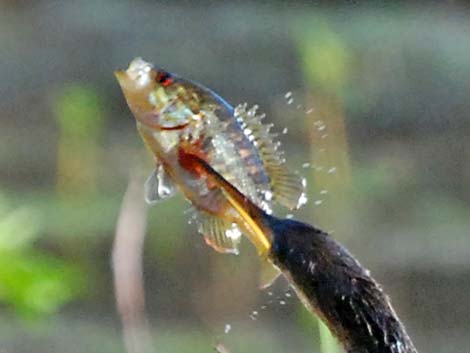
<box><xmin>144</xmin><ymin>164</ymin><xmax>178</xmax><ymax>204</ymax></box>
<box><xmin>234</xmin><ymin>103</ymin><xmax>307</xmax><ymax>210</ymax></box>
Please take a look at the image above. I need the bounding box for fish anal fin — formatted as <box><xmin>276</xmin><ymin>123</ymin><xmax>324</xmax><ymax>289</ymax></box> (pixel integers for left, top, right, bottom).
<box><xmin>259</xmin><ymin>261</ymin><xmax>282</xmax><ymax>289</ymax></box>
<box><xmin>197</xmin><ymin>211</ymin><xmax>241</xmax><ymax>255</ymax></box>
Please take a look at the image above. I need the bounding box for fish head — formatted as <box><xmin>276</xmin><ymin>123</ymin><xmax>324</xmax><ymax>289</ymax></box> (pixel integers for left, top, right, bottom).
<box><xmin>115</xmin><ymin>58</ymin><xmax>206</xmax><ymax>134</ymax></box>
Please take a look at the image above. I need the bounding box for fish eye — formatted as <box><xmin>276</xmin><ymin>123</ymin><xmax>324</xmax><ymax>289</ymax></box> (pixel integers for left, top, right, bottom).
<box><xmin>155</xmin><ymin>70</ymin><xmax>173</xmax><ymax>87</ymax></box>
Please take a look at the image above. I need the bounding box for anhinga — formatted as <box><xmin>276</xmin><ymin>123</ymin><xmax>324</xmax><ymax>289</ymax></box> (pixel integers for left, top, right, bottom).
<box><xmin>187</xmin><ymin>153</ymin><xmax>418</xmax><ymax>353</ymax></box>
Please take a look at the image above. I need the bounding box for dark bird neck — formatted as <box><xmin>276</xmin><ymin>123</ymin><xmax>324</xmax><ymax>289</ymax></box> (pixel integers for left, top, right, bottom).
<box><xmin>267</xmin><ymin>217</ymin><xmax>417</xmax><ymax>353</ymax></box>
<box><xmin>179</xmin><ymin>153</ymin><xmax>418</xmax><ymax>353</ymax></box>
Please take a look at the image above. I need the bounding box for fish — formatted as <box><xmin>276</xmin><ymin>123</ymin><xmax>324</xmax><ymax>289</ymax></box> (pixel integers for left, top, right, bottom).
<box><xmin>115</xmin><ymin>57</ymin><xmax>306</xmax><ymax>255</ymax></box>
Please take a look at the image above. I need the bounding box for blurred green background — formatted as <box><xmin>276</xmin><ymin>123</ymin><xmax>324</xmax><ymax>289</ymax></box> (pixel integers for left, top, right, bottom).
<box><xmin>1</xmin><ymin>1</ymin><xmax>469</xmax><ymax>352</ymax></box>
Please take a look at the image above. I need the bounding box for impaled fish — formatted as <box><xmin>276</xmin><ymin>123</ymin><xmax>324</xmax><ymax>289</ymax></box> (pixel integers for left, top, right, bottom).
<box><xmin>115</xmin><ymin>58</ymin><xmax>306</xmax><ymax>255</ymax></box>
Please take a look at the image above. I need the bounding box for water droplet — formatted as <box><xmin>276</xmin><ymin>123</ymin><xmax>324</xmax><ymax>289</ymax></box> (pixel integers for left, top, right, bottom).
<box><xmin>287</xmin><ymin>98</ymin><xmax>294</xmax><ymax>105</ymax></box>
<box><xmin>252</xmin><ymin>310</ymin><xmax>258</xmax><ymax>316</ymax></box>
<box><xmin>224</xmin><ymin>324</ymin><xmax>231</xmax><ymax>334</ymax></box>
<box><xmin>297</xmin><ymin>192</ymin><xmax>308</xmax><ymax>208</ymax></box>
<box><xmin>327</xmin><ymin>167</ymin><xmax>337</xmax><ymax>174</ymax></box>
<box><xmin>284</xmin><ymin>91</ymin><xmax>292</xmax><ymax>99</ymax></box>
<box><xmin>321</xmin><ymin>134</ymin><xmax>328</xmax><ymax>139</ymax></box>
<box><xmin>285</xmin><ymin>292</ymin><xmax>292</xmax><ymax>298</ymax></box>
<box><xmin>285</xmin><ymin>214</ymin><xmax>294</xmax><ymax>219</ymax></box>
<box><xmin>302</xmin><ymin>162</ymin><xmax>311</xmax><ymax>168</ymax></box>
<box><xmin>317</xmin><ymin>125</ymin><xmax>326</xmax><ymax>131</ymax></box>
<box><xmin>320</xmin><ymin>189</ymin><xmax>328</xmax><ymax>195</ymax></box>
<box><xmin>264</xmin><ymin>190</ymin><xmax>273</xmax><ymax>201</ymax></box>
<box><xmin>268</xmin><ymin>291</ymin><xmax>273</xmax><ymax>296</ymax></box>
<box><xmin>282</xmin><ymin>127</ymin><xmax>288</xmax><ymax>134</ymax></box>
<box><xmin>305</xmin><ymin>108</ymin><xmax>314</xmax><ymax>114</ymax></box>
<box><xmin>314</xmin><ymin>200</ymin><xmax>323</xmax><ymax>206</ymax></box>
<box><xmin>225</xmin><ymin>225</ymin><xmax>241</xmax><ymax>241</ymax></box>
<box><xmin>296</xmin><ymin>104</ymin><xmax>302</xmax><ymax>109</ymax></box>
<box><xmin>279</xmin><ymin>300</ymin><xmax>286</xmax><ymax>305</ymax></box>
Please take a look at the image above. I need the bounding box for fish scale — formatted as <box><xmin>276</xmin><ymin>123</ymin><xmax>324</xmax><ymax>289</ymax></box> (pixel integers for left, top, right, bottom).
<box><xmin>213</xmin><ymin>118</ymin><xmax>272</xmax><ymax>203</ymax></box>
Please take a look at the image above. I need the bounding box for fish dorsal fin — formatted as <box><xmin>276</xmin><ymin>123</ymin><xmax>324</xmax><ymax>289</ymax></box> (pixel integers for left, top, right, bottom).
<box><xmin>196</xmin><ymin>211</ymin><xmax>241</xmax><ymax>255</ymax></box>
<box><xmin>144</xmin><ymin>164</ymin><xmax>178</xmax><ymax>205</ymax></box>
<box><xmin>234</xmin><ymin>104</ymin><xmax>307</xmax><ymax>210</ymax></box>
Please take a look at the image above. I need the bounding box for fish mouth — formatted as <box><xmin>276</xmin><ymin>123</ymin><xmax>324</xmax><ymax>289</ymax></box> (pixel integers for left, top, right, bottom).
<box><xmin>117</xmin><ymin>58</ymin><xmax>154</xmax><ymax>87</ymax></box>
<box><xmin>114</xmin><ymin>61</ymin><xmax>153</xmax><ymax>89</ymax></box>
<box><xmin>114</xmin><ymin>69</ymin><xmax>126</xmax><ymax>82</ymax></box>
<box><xmin>114</xmin><ymin>69</ymin><xmax>133</xmax><ymax>90</ymax></box>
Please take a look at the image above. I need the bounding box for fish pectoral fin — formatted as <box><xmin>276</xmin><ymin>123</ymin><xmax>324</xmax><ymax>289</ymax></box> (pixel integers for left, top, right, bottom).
<box><xmin>268</xmin><ymin>165</ymin><xmax>307</xmax><ymax>210</ymax></box>
<box><xmin>144</xmin><ymin>164</ymin><xmax>178</xmax><ymax>205</ymax></box>
<box><xmin>259</xmin><ymin>261</ymin><xmax>282</xmax><ymax>289</ymax></box>
<box><xmin>196</xmin><ymin>211</ymin><xmax>242</xmax><ymax>255</ymax></box>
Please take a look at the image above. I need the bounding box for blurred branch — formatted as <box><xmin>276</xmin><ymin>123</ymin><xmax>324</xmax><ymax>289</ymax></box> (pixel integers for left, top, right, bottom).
<box><xmin>112</xmin><ymin>172</ymin><xmax>153</xmax><ymax>353</ymax></box>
